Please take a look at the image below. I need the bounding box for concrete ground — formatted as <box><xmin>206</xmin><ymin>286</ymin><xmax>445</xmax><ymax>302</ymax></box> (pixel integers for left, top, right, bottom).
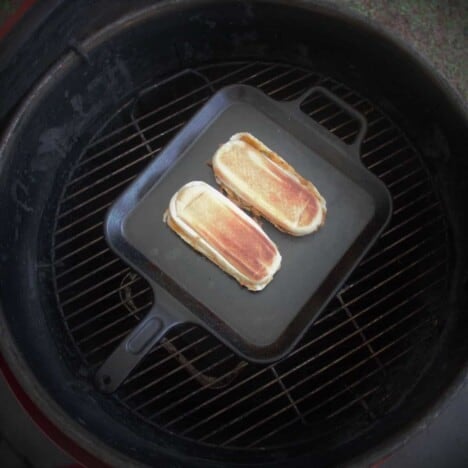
<box><xmin>342</xmin><ymin>0</ymin><xmax>467</xmax><ymax>100</ymax></box>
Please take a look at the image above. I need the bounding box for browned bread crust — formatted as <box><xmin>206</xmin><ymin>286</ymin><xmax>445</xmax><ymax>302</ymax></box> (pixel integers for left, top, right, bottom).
<box><xmin>212</xmin><ymin>133</ymin><xmax>326</xmax><ymax>236</ymax></box>
<box><xmin>164</xmin><ymin>181</ymin><xmax>281</xmax><ymax>291</ymax></box>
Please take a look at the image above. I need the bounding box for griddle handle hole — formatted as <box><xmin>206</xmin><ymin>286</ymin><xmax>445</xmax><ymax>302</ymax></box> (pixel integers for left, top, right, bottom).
<box><xmin>96</xmin><ymin>374</ymin><xmax>112</xmax><ymax>391</ymax></box>
<box><xmin>292</xmin><ymin>86</ymin><xmax>368</xmax><ymax>156</ymax></box>
<box><xmin>94</xmin><ymin>305</ymin><xmax>179</xmax><ymax>393</ymax></box>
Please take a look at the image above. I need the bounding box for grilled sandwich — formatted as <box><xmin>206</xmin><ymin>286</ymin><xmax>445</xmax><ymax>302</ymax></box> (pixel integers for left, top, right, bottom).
<box><xmin>164</xmin><ymin>181</ymin><xmax>281</xmax><ymax>291</ymax></box>
<box><xmin>212</xmin><ymin>133</ymin><xmax>327</xmax><ymax>236</ymax></box>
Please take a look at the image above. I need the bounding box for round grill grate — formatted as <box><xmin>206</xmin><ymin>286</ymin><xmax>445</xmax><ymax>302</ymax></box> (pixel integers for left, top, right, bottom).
<box><xmin>51</xmin><ymin>62</ymin><xmax>449</xmax><ymax>449</ymax></box>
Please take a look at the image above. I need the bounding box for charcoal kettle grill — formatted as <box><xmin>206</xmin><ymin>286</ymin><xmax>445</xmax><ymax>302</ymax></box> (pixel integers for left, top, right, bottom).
<box><xmin>0</xmin><ymin>1</ymin><xmax>466</xmax><ymax>466</ymax></box>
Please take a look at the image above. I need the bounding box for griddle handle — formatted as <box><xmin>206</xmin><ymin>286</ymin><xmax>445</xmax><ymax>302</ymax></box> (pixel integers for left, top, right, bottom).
<box><xmin>293</xmin><ymin>86</ymin><xmax>368</xmax><ymax>157</ymax></box>
<box><xmin>95</xmin><ymin>305</ymin><xmax>179</xmax><ymax>393</ymax></box>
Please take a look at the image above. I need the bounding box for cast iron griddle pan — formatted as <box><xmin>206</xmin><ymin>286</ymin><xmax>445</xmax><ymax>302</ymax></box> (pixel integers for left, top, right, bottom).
<box><xmin>95</xmin><ymin>85</ymin><xmax>392</xmax><ymax>393</ymax></box>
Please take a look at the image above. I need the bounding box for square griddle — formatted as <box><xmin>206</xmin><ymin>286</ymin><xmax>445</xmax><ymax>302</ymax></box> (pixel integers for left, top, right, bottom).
<box><xmin>95</xmin><ymin>85</ymin><xmax>392</xmax><ymax>393</ymax></box>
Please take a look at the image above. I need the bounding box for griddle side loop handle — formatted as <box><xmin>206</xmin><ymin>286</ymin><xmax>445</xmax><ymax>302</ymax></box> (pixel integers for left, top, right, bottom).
<box><xmin>292</xmin><ymin>86</ymin><xmax>368</xmax><ymax>157</ymax></box>
<box><xmin>95</xmin><ymin>305</ymin><xmax>179</xmax><ymax>393</ymax></box>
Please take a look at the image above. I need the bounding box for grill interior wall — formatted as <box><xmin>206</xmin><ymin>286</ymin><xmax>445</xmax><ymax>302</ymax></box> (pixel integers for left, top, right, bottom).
<box><xmin>51</xmin><ymin>62</ymin><xmax>449</xmax><ymax>449</ymax></box>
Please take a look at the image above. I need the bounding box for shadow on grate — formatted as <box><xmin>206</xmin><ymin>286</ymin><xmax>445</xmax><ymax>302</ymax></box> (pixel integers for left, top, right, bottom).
<box><xmin>51</xmin><ymin>62</ymin><xmax>449</xmax><ymax>449</ymax></box>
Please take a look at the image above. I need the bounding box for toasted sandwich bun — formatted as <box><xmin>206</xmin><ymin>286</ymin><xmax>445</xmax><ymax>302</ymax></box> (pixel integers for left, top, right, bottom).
<box><xmin>163</xmin><ymin>181</ymin><xmax>281</xmax><ymax>291</ymax></box>
<box><xmin>212</xmin><ymin>133</ymin><xmax>327</xmax><ymax>236</ymax></box>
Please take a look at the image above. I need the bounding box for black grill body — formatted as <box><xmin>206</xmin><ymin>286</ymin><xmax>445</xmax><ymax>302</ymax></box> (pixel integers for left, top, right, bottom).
<box><xmin>0</xmin><ymin>1</ymin><xmax>466</xmax><ymax>466</ymax></box>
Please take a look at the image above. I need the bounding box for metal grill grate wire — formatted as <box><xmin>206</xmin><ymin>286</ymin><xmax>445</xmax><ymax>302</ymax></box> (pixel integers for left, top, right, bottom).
<box><xmin>51</xmin><ymin>62</ymin><xmax>449</xmax><ymax>449</ymax></box>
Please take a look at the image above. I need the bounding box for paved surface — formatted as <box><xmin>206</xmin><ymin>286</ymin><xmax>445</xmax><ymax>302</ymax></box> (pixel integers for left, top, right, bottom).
<box><xmin>342</xmin><ymin>0</ymin><xmax>467</xmax><ymax>100</ymax></box>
